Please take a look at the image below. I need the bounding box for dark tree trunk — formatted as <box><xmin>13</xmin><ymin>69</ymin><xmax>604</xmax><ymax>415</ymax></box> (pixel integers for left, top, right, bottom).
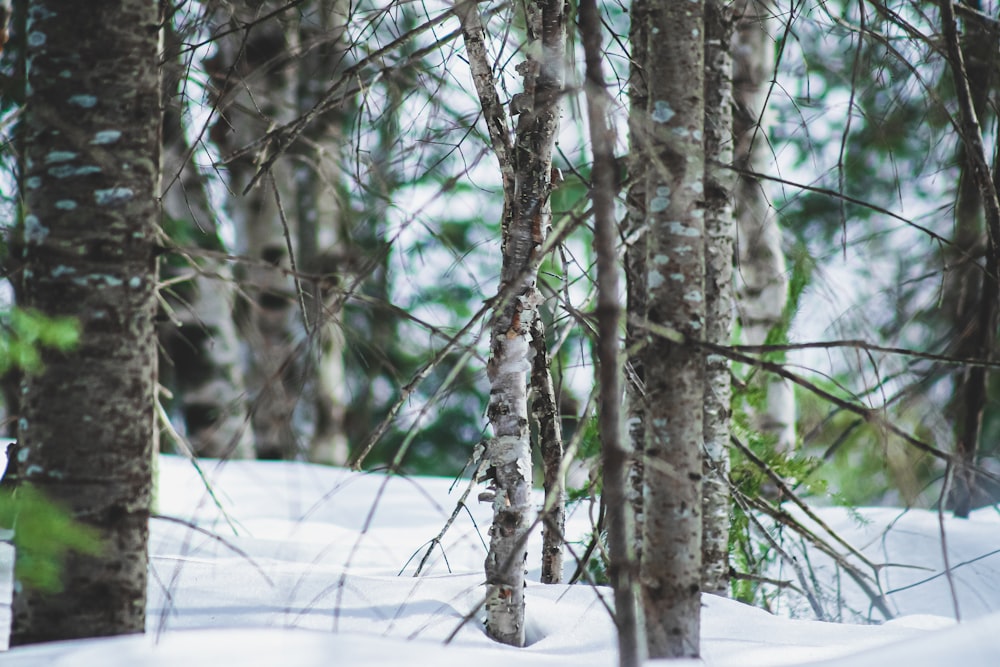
<box><xmin>625</xmin><ymin>0</ymin><xmax>649</xmax><ymax>564</ymax></box>
<box><xmin>580</xmin><ymin>0</ymin><xmax>645</xmax><ymax>662</ymax></box>
<box><xmin>943</xmin><ymin>0</ymin><xmax>998</xmax><ymax>518</ymax></box>
<box><xmin>638</xmin><ymin>0</ymin><xmax>706</xmax><ymax>658</ymax></box>
<box><xmin>11</xmin><ymin>0</ymin><xmax>160</xmax><ymax>643</ymax></box>
<box><xmin>530</xmin><ymin>315</ymin><xmax>565</xmax><ymax>585</ymax></box>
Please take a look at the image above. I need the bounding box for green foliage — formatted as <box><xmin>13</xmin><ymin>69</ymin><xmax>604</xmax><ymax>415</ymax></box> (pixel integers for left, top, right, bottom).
<box><xmin>794</xmin><ymin>378</ymin><xmax>938</xmax><ymax>507</ymax></box>
<box><xmin>0</xmin><ymin>484</ymin><xmax>103</xmax><ymax>593</ymax></box>
<box><xmin>160</xmin><ymin>215</ymin><xmax>226</xmax><ymax>254</ymax></box>
<box><xmin>0</xmin><ymin>306</ymin><xmax>87</xmax><ymax>592</ymax></box>
<box><xmin>0</xmin><ymin>308</ymin><xmax>79</xmax><ymax>375</ymax></box>
<box><xmin>763</xmin><ymin>247</ymin><xmax>812</xmax><ymax>350</ymax></box>
<box><xmin>584</xmin><ymin>536</ymin><xmax>609</xmax><ymax>585</ymax></box>
<box><xmin>568</xmin><ymin>528</ymin><xmax>609</xmax><ymax>586</ymax></box>
<box><xmin>728</xmin><ymin>333</ymin><xmax>827</xmax><ymax>606</ymax></box>
<box><xmin>550</xmin><ymin>168</ymin><xmax>590</xmax><ymax>216</ymax></box>
<box><xmin>564</xmin><ymin>412</ymin><xmax>600</xmax><ymax>500</ymax></box>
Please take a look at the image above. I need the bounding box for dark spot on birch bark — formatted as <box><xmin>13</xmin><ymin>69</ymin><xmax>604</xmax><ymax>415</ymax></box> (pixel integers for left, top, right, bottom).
<box><xmin>258</xmin><ymin>290</ymin><xmax>287</xmax><ymax>311</ymax></box>
<box><xmin>184</xmin><ymin>403</ymin><xmax>220</xmax><ymax>433</ymax></box>
<box><xmin>261</xmin><ymin>245</ymin><xmax>285</xmax><ymax>265</ymax></box>
<box><xmin>496</xmin><ymin>510</ymin><xmax>518</xmax><ymax>536</ymax></box>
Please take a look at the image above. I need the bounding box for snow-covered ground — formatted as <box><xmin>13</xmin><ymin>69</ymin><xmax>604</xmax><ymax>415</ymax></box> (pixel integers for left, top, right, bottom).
<box><xmin>1</xmin><ymin>455</ymin><xmax>1000</xmax><ymax>666</ymax></box>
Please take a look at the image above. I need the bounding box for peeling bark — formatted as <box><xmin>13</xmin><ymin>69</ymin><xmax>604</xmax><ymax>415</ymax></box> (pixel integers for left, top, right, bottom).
<box><xmin>460</xmin><ymin>0</ymin><xmax>566</xmax><ymax>646</ymax></box>
<box><xmin>12</xmin><ymin>0</ymin><xmax>160</xmax><ymax>643</ymax></box>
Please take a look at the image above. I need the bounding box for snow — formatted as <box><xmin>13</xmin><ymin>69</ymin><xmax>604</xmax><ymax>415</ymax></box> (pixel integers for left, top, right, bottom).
<box><xmin>2</xmin><ymin>455</ymin><xmax>1000</xmax><ymax>666</ymax></box>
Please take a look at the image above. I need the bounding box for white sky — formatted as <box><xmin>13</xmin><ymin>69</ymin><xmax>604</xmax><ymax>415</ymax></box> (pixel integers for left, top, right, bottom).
<box><xmin>1</xmin><ymin>455</ymin><xmax>999</xmax><ymax>666</ymax></box>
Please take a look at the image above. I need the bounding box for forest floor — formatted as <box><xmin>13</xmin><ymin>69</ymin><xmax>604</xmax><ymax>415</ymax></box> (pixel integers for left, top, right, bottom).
<box><xmin>0</xmin><ymin>454</ymin><xmax>998</xmax><ymax>666</ymax></box>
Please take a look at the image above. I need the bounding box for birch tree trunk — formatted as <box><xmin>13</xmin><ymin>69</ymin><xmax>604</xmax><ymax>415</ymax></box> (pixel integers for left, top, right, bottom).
<box><xmin>208</xmin><ymin>2</ymin><xmax>301</xmax><ymax>460</ymax></box>
<box><xmin>702</xmin><ymin>0</ymin><xmax>736</xmax><ymax>597</ymax></box>
<box><xmin>458</xmin><ymin>0</ymin><xmax>566</xmax><ymax>645</ymax></box>
<box><xmin>291</xmin><ymin>0</ymin><xmax>351</xmax><ymax>465</ymax></box>
<box><xmin>530</xmin><ymin>315</ymin><xmax>565</xmax><ymax>585</ymax></box>
<box><xmin>638</xmin><ymin>0</ymin><xmax>706</xmax><ymax>658</ymax></box>
<box><xmin>160</xmin><ymin>19</ymin><xmax>254</xmax><ymax>459</ymax></box>
<box><xmin>208</xmin><ymin>1</ymin><xmax>350</xmax><ymax>463</ymax></box>
<box><xmin>11</xmin><ymin>0</ymin><xmax>160</xmax><ymax>642</ymax></box>
<box><xmin>733</xmin><ymin>0</ymin><xmax>795</xmax><ymax>452</ymax></box>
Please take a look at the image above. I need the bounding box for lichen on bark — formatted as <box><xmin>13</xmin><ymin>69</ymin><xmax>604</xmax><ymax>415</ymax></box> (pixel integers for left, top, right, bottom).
<box><xmin>637</xmin><ymin>0</ymin><xmax>707</xmax><ymax>658</ymax></box>
<box><xmin>12</xmin><ymin>0</ymin><xmax>161</xmax><ymax>644</ymax></box>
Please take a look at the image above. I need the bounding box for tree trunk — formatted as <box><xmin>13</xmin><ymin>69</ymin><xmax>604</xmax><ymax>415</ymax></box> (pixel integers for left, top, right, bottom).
<box><xmin>208</xmin><ymin>0</ymin><xmax>350</xmax><ymax>463</ymax></box>
<box><xmin>702</xmin><ymin>0</ymin><xmax>736</xmax><ymax>597</ymax></box>
<box><xmin>11</xmin><ymin>0</ymin><xmax>160</xmax><ymax>643</ymax></box>
<box><xmin>457</xmin><ymin>0</ymin><xmax>566</xmax><ymax>645</ymax></box>
<box><xmin>638</xmin><ymin>0</ymin><xmax>706</xmax><ymax>658</ymax></box>
<box><xmin>0</xmin><ymin>0</ymin><xmax>26</xmax><ymax>456</ymax></box>
<box><xmin>291</xmin><ymin>0</ymin><xmax>351</xmax><ymax>466</ymax></box>
<box><xmin>625</xmin><ymin>0</ymin><xmax>649</xmax><ymax>565</ymax></box>
<box><xmin>530</xmin><ymin>315</ymin><xmax>565</xmax><ymax>585</ymax></box>
<box><xmin>943</xmin><ymin>0</ymin><xmax>997</xmax><ymax>518</ymax></box>
<box><xmin>160</xmin><ymin>17</ymin><xmax>254</xmax><ymax>459</ymax></box>
<box><xmin>208</xmin><ymin>2</ymin><xmax>300</xmax><ymax>460</ymax></box>
<box><xmin>580</xmin><ymin>0</ymin><xmax>644</xmax><ymax>661</ymax></box>
<box><xmin>733</xmin><ymin>0</ymin><xmax>795</xmax><ymax>452</ymax></box>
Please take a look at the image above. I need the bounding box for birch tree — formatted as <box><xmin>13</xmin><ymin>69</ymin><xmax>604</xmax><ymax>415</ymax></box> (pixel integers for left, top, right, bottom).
<box><xmin>160</xmin><ymin>12</ymin><xmax>254</xmax><ymax>459</ymax></box>
<box><xmin>457</xmin><ymin>0</ymin><xmax>566</xmax><ymax>646</ymax></box>
<box><xmin>207</xmin><ymin>0</ymin><xmax>351</xmax><ymax>463</ymax></box>
<box><xmin>733</xmin><ymin>0</ymin><xmax>795</xmax><ymax>452</ymax></box>
<box><xmin>702</xmin><ymin>0</ymin><xmax>736</xmax><ymax>597</ymax></box>
<box><xmin>11</xmin><ymin>0</ymin><xmax>160</xmax><ymax>642</ymax></box>
<box><xmin>637</xmin><ymin>0</ymin><xmax>706</xmax><ymax>658</ymax></box>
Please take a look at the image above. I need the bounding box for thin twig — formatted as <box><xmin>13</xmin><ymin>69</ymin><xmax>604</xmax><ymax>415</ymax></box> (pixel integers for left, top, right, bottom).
<box><xmin>408</xmin><ymin>458</ymin><xmax>486</xmax><ymax>577</ymax></box>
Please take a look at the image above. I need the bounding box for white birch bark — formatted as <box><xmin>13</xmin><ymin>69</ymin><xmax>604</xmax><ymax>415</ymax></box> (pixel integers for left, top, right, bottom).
<box><xmin>458</xmin><ymin>0</ymin><xmax>566</xmax><ymax>646</ymax></box>
<box><xmin>208</xmin><ymin>1</ymin><xmax>350</xmax><ymax>463</ymax></box>
<box><xmin>702</xmin><ymin>0</ymin><xmax>736</xmax><ymax>597</ymax></box>
<box><xmin>292</xmin><ymin>0</ymin><xmax>351</xmax><ymax>465</ymax></box>
<box><xmin>161</xmin><ymin>31</ymin><xmax>254</xmax><ymax>458</ymax></box>
<box><xmin>733</xmin><ymin>0</ymin><xmax>795</xmax><ymax>452</ymax></box>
